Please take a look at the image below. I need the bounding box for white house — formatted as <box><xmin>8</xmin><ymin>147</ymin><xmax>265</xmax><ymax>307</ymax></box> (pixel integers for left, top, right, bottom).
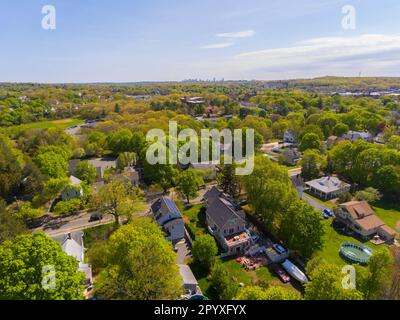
<box><xmin>305</xmin><ymin>176</ymin><xmax>350</xmax><ymax>200</ymax></box>
<box><xmin>151</xmin><ymin>197</ymin><xmax>185</xmax><ymax>244</ymax></box>
<box><xmin>342</xmin><ymin>131</ymin><xmax>373</xmax><ymax>143</ymax></box>
<box><xmin>52</xmin><ymin>232</ymin><xmax>92</xmax><ymax>286</ymax></box>
<box><xmin>61</xmin><ymin>176</ymin><xmax>83</xmax><ymax>200</ymax></box>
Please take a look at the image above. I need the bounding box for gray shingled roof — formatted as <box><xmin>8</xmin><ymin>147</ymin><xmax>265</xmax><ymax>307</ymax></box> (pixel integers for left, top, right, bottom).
<box><xmin>203</xmin><ymin>186</ymin><xmax>221</xmax><ymax>203</ymax></box>
<box><xmin>206</xmin><ymin>197</ymin><xmax>245</xmax><ymax>230</ymax></box>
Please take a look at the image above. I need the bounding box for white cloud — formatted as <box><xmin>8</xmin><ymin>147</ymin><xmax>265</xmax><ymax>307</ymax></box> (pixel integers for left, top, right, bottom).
<box><xmin>191</xmin><ymin>34</ymin><xmax>400</xmax><ymax>80</ymax></box>
<box><xmin>202</xmin><ymin>42</ymin><xmax>235</xmax><ymax>49</ymax></box>
<box><xmin>216</xmin><ymin>30</ymin><xmax>256</xmax><ymax>38</ymax></box>
<box><xmin>235</xmin><ymin>34</ymin><xmax>400</xmax><ymax>65</ymax></box>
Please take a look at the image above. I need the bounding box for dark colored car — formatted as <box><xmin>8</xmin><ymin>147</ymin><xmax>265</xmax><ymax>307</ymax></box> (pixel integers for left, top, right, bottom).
<box><xmin>272</xmin><ymin>264</ymin><xmax>291</xmax><ymax>283</ymax></box>
<box><xmin>323</xmin><ymin>209</ymin><xmax>334</xmax><ymax>217</ymax></box>
<box><xmin>26</xmin><ymin>215</ymin><xmax>51</xmax><ymax>229</ymax></box>
<box><xmin>89</xmin><ymin>214</ymin><xmax>103</xmax><ymax>223</ymax></box>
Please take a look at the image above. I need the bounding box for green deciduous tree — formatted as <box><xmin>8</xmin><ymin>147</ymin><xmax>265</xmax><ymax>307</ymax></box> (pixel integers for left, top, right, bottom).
<box><xmin>175</xmin><ymin>169</ymin><xmax>202</xmax><ymax>203</ymax></box>
<box><xmin>217</xmin><ymin>164</ymin><xmax>241</xmax><ymax>199</ymax></box>
<box><xmin>333</xmin><ymin>122</ymin><xmax>350</xmax><ymax>137</ymax></box>
<box><xmin>15</xmin><ymin>202</ymin><xmax>44</xmax><ymax>221</ymax></box>
<box><xmin>242</xmin><ymin>156</ymin><xmax>293</xmax><ymax>231</ymax></box>
<box><xmin>76</xmin><ymin>161</ymin><xmax>97</xmax><ymax>185</ymax></box>
<box><xmin>94</xmin><ymin>219</ymin><xmax>183</xmax><ymax>300</ymax></box>
<box><xmin>53</xmin><ymin>198</ymin><xmax>82</xmax><ymax>216</ymax></box>
<box><xmin>354</xmin><ymin>187</ymin><xmax>382</xmax><ymax>203</ymax></box>
<box><xmin>299</xmin><ymin>133</ymin><xmax>321</xmax><ymax>152</ymax></box>
<box><xmin>210</xmin><ymin>262</ymin><xmax>238</xmax><ymax>300</ymax></box>
<box><xmin>279</xmin><ymin>200</ymin><xmax>325</xmax><ymax>259</ymax></box>
<box><xmin>235</xmin><ymin>286</ymin><xmax>300</xmax><ymax>300</ymax></box>
<box><xmin>191</xmin><ymin>234</ymin><xmax>218</xmax><ymax>270</ymax></box>
<box><xmin>301</xmin><ymin>149</ymin><xmax>327</xmax><ymax>181</ymax></box>
<box><xmin>33</xmin><ymin>151</ymin><xmax>68</xmax><ymax>179</ymax></box>
<box><xmin>92</xmin><ymin>179</ymin><xmax>146</xmax><ymax>226</ymax></box>
<box><xmin>116</xmin><ymin>152</ymin><xmax>137</xmax><ymax>170</ymax></box>
<box><xmin>0</xmin><ymin>199</ymin><xmax>27</xmax><ymax>243</ymax></box>
<box><xmin>305</xmin><ymin>262</ymin><xmax>363</xmax><ymax>300</ymax></box>
<box><xmin>356</xmin><ymin>247</ymin><xmax>393</xmax><ymax>300</ymax></box>
<box><xmin>0</xmin><ymin>134</ymin><xmax>24</xmax><ymax>201</ymax></box>
<box><xmin>0</xmin><ymin>233</ymin><xmax>85</xmax><ymax>300</ymax></box>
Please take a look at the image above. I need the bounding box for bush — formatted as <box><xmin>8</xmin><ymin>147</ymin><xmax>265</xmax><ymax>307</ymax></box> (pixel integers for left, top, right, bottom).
<box><xmin>191</xmin><ymin>234</ymin><xmax>218</xmax><ymax>270</ymax></box>
<box><xmin>354</xmin><ymin>187</ymin><xmax>382</xmax><ymax>203</ymax></box>
<box><xmin>210</xmin><ymin>262</ymin><xmax>238</xmax><ymax>300</ymax></box>
<box><xmin>53</xmin><ymin>198</ymin><xmax>82</xmax><ymax>215</ymax></box>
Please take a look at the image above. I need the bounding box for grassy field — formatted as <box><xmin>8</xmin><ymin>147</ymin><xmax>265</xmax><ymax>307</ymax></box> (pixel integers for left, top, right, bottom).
<box><xmin>315</xmin><ymin>218</ymin><xmax>391</xmax><ymax>266</ymax></box>
<box><xmin>373</xmin><ymin>200</ymin><xmax>400</xmax><ymax>232</ymax></box>
<box><xmin>14</xmin><ymin>118</ymin><xmax>84</xmax><ymax>130</ymax></box>
<box><xmin>189</xmin><ymin>257</ymin><xmax>294</xmax><ymax>300</ymax></box>
<box><xmin>182</xmin><ymin>204</ymin><xmax>208</xmax><ymax>239</ymax></box>
<box><xmin>83</xmin><ymin>223</ymin><xmax>115</xmax><ymax>248</ymax></box>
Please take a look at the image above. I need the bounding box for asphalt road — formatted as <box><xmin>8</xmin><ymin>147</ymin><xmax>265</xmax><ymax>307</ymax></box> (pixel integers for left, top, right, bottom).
<box><xmin>36</xmin><ymin>205</ymin><xmax>151</xmax><ymax>237</ymax></box>
<box><xmin>301</xmin><ymin>193</ymin><xmax>330</xmax><ymax>212</ymax></box>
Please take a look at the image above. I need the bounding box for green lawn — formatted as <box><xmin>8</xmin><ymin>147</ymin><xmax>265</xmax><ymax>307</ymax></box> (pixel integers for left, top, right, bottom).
<box><xmin>315</xmin><ymin>219</ymin><xmax>390</xmax><ymax>266</ymax></box>
<box><xmin>373</xmin><ymin>200</ymin><xmax>400</xmax><ymax>232</ymax></box>
<box><xmin>83</xmin><ymin>223</ymin><xmax>115</xmax><ymax>248</ymax></box>
<box><xmin>182</xmin><ymin>204</ymin><xmax>208</xmax><ymax>239</ymax></box>
<box><xmin>303</xmin><ymin>192</ymin><xmax>336</xmax><ymax>209</ymax></box>
<box><xmin>189</xmin><ymin>257</ymin><xmax>292</xmax><ymax>300</ymax></box>
<box><xmin>14</xmin><ymin>118</ymin><xmax>84</xmax><ymax>130</ymax></box>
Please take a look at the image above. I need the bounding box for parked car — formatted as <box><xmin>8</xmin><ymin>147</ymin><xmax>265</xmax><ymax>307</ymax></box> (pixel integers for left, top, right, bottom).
<box><xmin>272</xmin><ymin>264</ymin><xmax>291</xmax><ymax>283</ymax></box>
<box><xmin>272</xmin><ymin>244</ymin><xmax>287</xmax><ymax>255</ymax></box>
<box><xmin>26</xmin><ymin>215</ymin><xmax>51</xmax><ymax>229</ymax></box>
<box><xmin>323</xmin><ymin>209</ymin><xmax>334</xmax><ymax>217</ymax></box>
<box><xmin>322</xmin><ymin>211</ymin><xmax>331</xmax><ymax>219</ymax></box>
<box><xmin>89</xmin><ymin>214</ymin><xmax>103</xmax><ymax>223</ymax></box>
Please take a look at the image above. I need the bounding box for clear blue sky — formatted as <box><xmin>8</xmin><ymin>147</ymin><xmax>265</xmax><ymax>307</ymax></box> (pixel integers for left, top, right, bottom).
<box><xmin>1</xmin><ymin>0</ymin><xmax>400</xmax><ymax>82</ymax></box>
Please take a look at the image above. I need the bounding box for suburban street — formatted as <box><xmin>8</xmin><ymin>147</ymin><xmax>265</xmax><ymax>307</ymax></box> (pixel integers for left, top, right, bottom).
<box><xmin>35</xmin><ymin>205</ymin><xmax>151</xmax><ymax>237</ymax></box>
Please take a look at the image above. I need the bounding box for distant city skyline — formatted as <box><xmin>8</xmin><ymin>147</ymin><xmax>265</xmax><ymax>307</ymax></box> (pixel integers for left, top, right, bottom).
<box><xmin>1</xmin><ymin>0</ymin><xmax>400</xmax><ymax>83</ymax></box>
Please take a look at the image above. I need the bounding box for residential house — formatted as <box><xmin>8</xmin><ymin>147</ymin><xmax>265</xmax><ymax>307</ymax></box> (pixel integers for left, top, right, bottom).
<box><xmin>282</xmin><ymin>148</ymin><xmax>302</xmax><ymax>166</ymax></box>
<box><xmin>181</xmin><ymin>96</ymin><xmax>206</xmax><ymax>109</ymax></box>
<box><xmin>87</xmin><ymin>158</ymin><xmax>117</xmax><ymax>181</ymax></box>
<box><xmin>334</xmin><ymin>201</ymin><xmax>396</xmax><ymax>243</ymax></box>
<box><xmin>326</xmin><ymin>136</ymin><xmax>339</xmax><ymax>150</ymax></box>
<box><xmin>305</xmin><ymin>176</ymin><xmax>350</xmax><ymax>200</ymax></box>
<box><xmin>178</xmin><ymin>264</ymin><xmax>202</xmax><ymax>297</ymax></box>
<box><xmin>52</xmin><ymin>231</ymin><xmax>93</xmax><ymax>286</ymax></box>
<box><xmin>68</xmin><ymin>157</ymin><xmax>118</xmax><ymax>181</ymax></box>
<box><xmin>204</xmin><ymin>187</ymin><xmax>252</xmax><ymax>256</ymax></box>
<box><xmin>61</xmin><ymin>176</ymin><xmax>83</xmax><ymax>200</ymax></box>
<box><xmin>151</xmin><ymin>197</ymin><xmax>185</xmax><ymax>244</ymax></box>
<box><xmin>342</xmin><ymin>131</ymin><xmax>373</xmax><ymax>143</ymax></box>
<box><xmin>114</xmin><ymin>167</ymin><xmax>140</xmax><ymax>186</ymax></box>
<box><xmin>283</xmin><ymin>130</ymin><xmax>297</xmax><ymax>143</ymax></box>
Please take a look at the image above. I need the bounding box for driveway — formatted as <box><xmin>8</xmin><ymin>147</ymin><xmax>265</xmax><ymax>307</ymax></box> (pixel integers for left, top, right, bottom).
<box><xmin>175</xmin><ymin>240</ymin><xmax>191</xmax><ymax>264</ymax></box>
<box><xmin>300</xmin><ymin>193</ymin><xmax>329</xmax><ymax>212</ymax></box>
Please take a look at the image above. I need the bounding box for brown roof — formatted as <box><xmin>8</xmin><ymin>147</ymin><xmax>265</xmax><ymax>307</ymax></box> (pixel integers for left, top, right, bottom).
<box><xmin>378</xmin><ymin>224</ymin><xmax>397</xmax><ymax>236</ymax></box>
<box><xmin>356</xmin><ymin>215</ymin><xmax>385</xmax><ymax>231</ymax></box>
<box><xmin>340</xmin><ymin>201</ymin><xmax>375</xmax><ymax>220</ymax></box>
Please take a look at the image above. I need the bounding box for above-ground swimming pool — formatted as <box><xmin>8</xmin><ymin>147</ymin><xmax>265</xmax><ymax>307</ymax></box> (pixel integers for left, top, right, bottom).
<box><xmin>340</xmin><ymin>242</ymin><xmax>373</xmax><ymax>265</ymax></box>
